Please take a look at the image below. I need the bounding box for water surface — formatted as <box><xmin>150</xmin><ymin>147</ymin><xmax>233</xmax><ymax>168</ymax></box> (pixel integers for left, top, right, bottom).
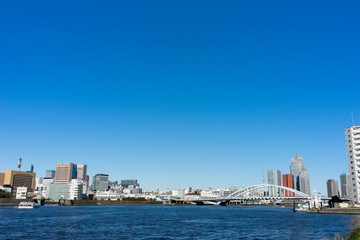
<box><xmin>0</xmin><ymin>205</ymin><xmax>357</xmax><ymax>239</ymax></box>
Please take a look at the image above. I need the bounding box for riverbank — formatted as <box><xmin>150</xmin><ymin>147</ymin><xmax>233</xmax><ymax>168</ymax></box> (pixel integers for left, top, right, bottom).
<box><xmin>0</xmin><ymin>198</ymin><xmax>164</xmax><ymax>206</ymax></box>
<box><xmin>61</xmin><ymin>199</ymin><xmax>164</xmax><ymax>206</ymax></box>
<box><xmin>307</xmin><ymin>208</ymin><xmax>360</xmax><ymax>215</ymax></box>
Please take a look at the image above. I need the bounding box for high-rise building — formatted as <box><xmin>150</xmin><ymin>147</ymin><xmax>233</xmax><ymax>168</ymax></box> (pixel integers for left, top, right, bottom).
<box><xmin>54</xmin><ymin>163</ymin><xmax>77</xmax><ymax>183</ymax></box>
<box><xmin>340</xmin><ymin>173</ymin><xmax>349</xmax><ymax>198</ymax></box>
<box><xmin>299</xmin><ymin>169</ymin><xmax>311</xmax><ymax>196</ymax></box>
<box><xmin>76</xmin><ymin>164</ymin><xmax>87</xmax><ymax>181</ymax></box>
<box><xmin>267</xmin><ymin>170</ymin><xmax>281</xmax><ymax>197</ymax></box>
<box><xmin>290</xmin><ymin>155</ymin><xmax>311</xmax><ymax>196</ymax></box>
<box><xmin>345</xmin><ymin>126</ymin><xmax>360</xmax><ymax>203</ymax></box>
<box><xmin>91</xmin><ymin>174</ymin><xmax>109</xmax><ymax>191</ymax></box>
<box><xmin>46</xmin><ymin>170</ymin><xmax>55</xmax><ymax>178</ymax></box>
<box><xmin>282</xmin><ymin>174</ymin><xmax>294</xmax><ymax>197</ymax></box>
<box><xmin>327</xmin><ymin>179</ymin><xmax>339</xmax><ymax>198</ymax></box>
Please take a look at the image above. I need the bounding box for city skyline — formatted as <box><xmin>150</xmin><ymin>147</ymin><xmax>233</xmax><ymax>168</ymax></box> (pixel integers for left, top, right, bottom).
<box><xmin>1</xmin><ymin>1</ymin><xmax>360</xmax><ymax>194</ymax></box>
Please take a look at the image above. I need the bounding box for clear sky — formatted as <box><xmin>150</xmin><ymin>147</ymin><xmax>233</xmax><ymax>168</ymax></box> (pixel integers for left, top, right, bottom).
<box><xmin>1</xmin><ymin>1</ymin><xmax>359</xmax><ymax>194</ymax></box>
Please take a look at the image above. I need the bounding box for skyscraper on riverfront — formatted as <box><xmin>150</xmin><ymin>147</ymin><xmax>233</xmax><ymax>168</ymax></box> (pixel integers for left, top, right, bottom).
<box><xmin>54</xmin><ymin>163</ymin><xmax>77</xmax><ymax>183</ymax></box>
<box><xmin>345</xmin><ymin>126</ymin><xmax>360</xmax><ymax>203</ymax></box>
<box><xmin>76</xmin><ymin>164</ymin><xmax>87</xmax><ymax>181</ymax></box>
<box><xmin>290</xmin><ymin>155</ymin><xmax>311</xmax><ymax>196</ymax></box>
<box><xmin>267</xmin><ymin>170</ymin><xmax>281</xmax><ymax>197</ymax></box>
<box><xmin>340</xmin><ymin>173</ymin><xmax>350</xmax><ymax>198</ymax></box>
<box><xmin>282</xmin><ymin>174</ymin><xmax>294</xmax><ymax>197</ymax></box>
<box><xmin>327</xmin><ymin>179</ymin><xmax>339</xmax><ymax>198</ymax></box>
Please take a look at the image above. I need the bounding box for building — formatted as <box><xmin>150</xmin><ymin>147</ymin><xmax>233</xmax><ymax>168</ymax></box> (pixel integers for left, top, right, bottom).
<box><xmin>35</xmin><ymin>177</ymin><xmax>54</xmax><ymax>198</ymax></box>
<box><xmin>54</xmin><ymin>163</ymin><xmax>77</xmax><ymax>183</ymax></box>
<box><xmin>0</xmin><ymin>173</ymin><xmax>4</xmax><ymax>186</ymax></box>
<box><xmin>121</xmin><ymin>179</ymin><xmax>139</xmax><ymax>188</ymax></box>
<box><xmin>347</xmin><ymin>174</ymin><xmax>352</xmax><ymax>199</ymax></box>
<box><xmin>172</xmin><ymin>189</ymin><xmax>185</xmax><ymax>198</ymax></box>
<box><xmin>267</xmin><ymin>170</ymin><xmax>281</xmax><ymax>197</ymax></box>
<box><xmin>68</xmin><ymin>179</ymin><xmax>83</xmax><ymax>200</ymax></box>
<box><xmin>345</xmin><ymin>126</ymin><xmax>360</xmax><ymax>203</ymax></box>
<box><xmin>327</xmin><ymin>179</ymin><xmax>339</xmax><ymax>198</ymax></box>
<box><xmin>340</xmin><ymin>173</ymin><xmax>350</xmax><ymax>198</ymax></box>
<box><xmin>48</xmin><ymin>183</ymin><xmax>69</xmax><ymax>201</ymax></box>
<box><xmin>91</xmin><ymin>174</ymin><xmax>109</xmax><ymax>191</ymax></box>
<box><xmin>2</xmin><ymin>170</ymin><xmax>36</xmax><ymax>193</ymax></box>
<box><xmin>282</xmin><ymin>174</ymin><xmax>294</xmax><ymax>197</ymax></box>
<box><xmin>299</xmin><ymin>169</ymin><xmax>311</xmax><ymax>196</ymax></box>
<box><xmin>134</xmin><ymin>187</ymin><xmax>143</xmax><ymax>194</ymax></box>
<box><xmin>46</xmin><ymin>170</ymin><xmax>55</xmax><ymax>178</ymax></box>
<box><xmin>76</xmin><ymin>164</ymin><xmax>87</xmax><ymax>181</ymax></box>
<box><xmin>95</xmin><ymin>190</ymin><xmax>121</xmax><ymax>200</ymax></box>
<box><xmin>290</xmin><ymin>155</ymin><xmax>311</xmax><ymax>196</ymax></box>
<box><xmin>16</xmin><ymin>187</ymin><xmax>28</xmax><ymax>199</ymax></box>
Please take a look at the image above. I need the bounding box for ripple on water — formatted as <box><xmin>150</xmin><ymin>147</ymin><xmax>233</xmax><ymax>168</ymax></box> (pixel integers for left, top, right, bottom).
<box><xmin>0</xmin><ymin>205</ymin><xmax>356</xmax><ymax>240</ymax></box>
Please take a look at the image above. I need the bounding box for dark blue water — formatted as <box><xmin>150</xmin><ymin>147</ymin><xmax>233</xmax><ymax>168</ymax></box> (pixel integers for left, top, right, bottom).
<box><xmin>0</xmin><ymin>205</ymin><xmax>358</xmax><ymax>239</ymax></box>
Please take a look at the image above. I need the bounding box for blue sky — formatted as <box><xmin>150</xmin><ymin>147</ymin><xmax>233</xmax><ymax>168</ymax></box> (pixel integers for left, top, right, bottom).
<box><xmin>1</xmin><ymin>1</ymin><xmax>359</xmax><ymax>194</ymax></box>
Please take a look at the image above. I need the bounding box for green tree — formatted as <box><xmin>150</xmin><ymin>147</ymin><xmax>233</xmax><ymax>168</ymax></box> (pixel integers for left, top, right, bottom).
<box><xmin>0</xmin><ymin>189</ymin><xmax>12</xmax><ymax>198</ymax></box>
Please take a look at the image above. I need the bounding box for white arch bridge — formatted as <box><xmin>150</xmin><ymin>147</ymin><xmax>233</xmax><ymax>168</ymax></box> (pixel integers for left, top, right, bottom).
<box><xmin>175</xmin><ymin>184</ymin><xmax>314</xmax><ymax>205</ymax></box>
<box><xmin>225</xmin><ymin>184</ymin><xmax>311</xmax><ymax>200</ymax></box>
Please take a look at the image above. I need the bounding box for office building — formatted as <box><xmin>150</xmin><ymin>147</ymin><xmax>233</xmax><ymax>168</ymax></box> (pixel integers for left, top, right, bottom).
<box><xmin>46</xmin><ymin>170</ymin><xmax>55</xmax><ymax>178</ymax></box>
<box><xmin>327</xmin><ymin>179</ymin><xmax>339</xmax><ymax>198</ymax></box>
<box><xmin>54</xmin><ymin>163</ymin><xmax>77</xmax><ymax>183</ymax></box>
<box><xmin>76</xmin><ymin>164</ymin><xmax>87</xmax><ymax>181</ymax></box>
<box><xmin>267</xmin><ymin>170</ymin><xmax>281</xmax><ymax>197</ymax></box>
<box><xmin>48</xmin><ymin>183</ymin><xmax>69</xmax><ymax>201</ymax></box>
<box><xmin>121</xmin><ymin>179</ymin><xmax>139</xmax><ymax>188</ymax></box>
<box><xmin>35</xmin><ymin>177</ymin><xmax>54</xmax><ymax>198</ymax></box>
<box><xmin>2</xmin><ymin>170</ymin><xmax>36</xmax><ymax>192</ymax></box>
<box><xmin>282</xmin><ymin>174</ymin><xmax>294</xmax><ymax>197</ymax></box>
<box><xmin>91</xmin><ymin>174</ymin><xmax>109</xmax><ymax>191</ymax></box>
<box><xmin>340</xmin><ymin>173</ymin><xmax>350</xmax><ymax>198</ymax></box>
<box><xmin>290</xmin><ymin>155</ymin><xmax>311</xmax><ymax>196</ymax></box>
<box><xmin>345</xmin><ymin>126</ymin><xmax>360</xmax><ymax>203</ymax></box>
<box><xmin>0</xmin><ymin>173</ymin><xmax>4</xmax><ymax>186</ymax></box>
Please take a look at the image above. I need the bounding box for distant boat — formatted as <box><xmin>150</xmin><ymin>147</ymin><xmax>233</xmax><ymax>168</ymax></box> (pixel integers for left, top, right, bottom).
<box><xmin>293</xmin><ymin>204</ymin><xmax>308</xmax><ymax>212</ymax></box>
<box><xmin>18</xmin><ymin>201</ymin><xmax>40</xmax><ymax>209</ymax></box>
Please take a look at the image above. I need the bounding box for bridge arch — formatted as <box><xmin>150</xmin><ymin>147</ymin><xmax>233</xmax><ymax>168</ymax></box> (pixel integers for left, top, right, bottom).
<box><xmin>226</xmin><ymin>184</ymin><xmax>311</xmax><ymax>199</ymax></box>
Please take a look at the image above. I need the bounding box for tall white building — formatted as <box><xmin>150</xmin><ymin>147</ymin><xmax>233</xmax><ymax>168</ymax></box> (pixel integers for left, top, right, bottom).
<box><xmin>345</xmin><ymin>126</ymin><xmax>360</xmax><ymax>203</ymax></box>
<box><xmin>68</xmin><ymin>179</ymin><xmax>83</xmax><ymax>200</ymax></box>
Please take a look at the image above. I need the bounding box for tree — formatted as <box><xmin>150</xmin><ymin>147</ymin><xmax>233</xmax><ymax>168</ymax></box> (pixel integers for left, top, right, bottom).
<box><xmin>0</xmin><ymin>189</ymin><xmax>12</xmax><ymax>198</ymax></box>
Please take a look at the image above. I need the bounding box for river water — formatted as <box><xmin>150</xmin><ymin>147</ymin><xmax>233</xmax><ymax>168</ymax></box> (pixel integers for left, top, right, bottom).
<box><xmin>0</xmin><ymin>205</ymin><xmax>358</xmax><ymax>239</ymax></box>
